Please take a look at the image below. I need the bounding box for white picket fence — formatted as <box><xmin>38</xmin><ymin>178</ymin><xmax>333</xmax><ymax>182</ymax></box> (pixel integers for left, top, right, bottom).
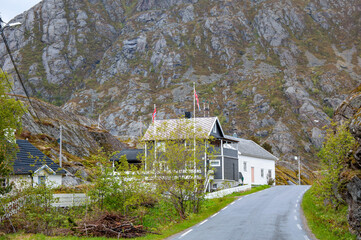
<box><xmin>52</xmin><ymin>193</ymin><xmax>89</xmax><ymax>207</ymax></box>
<box><xmin>205</xmin><ymin>185</ymin><xmax>252</xmax><ymax>199</ymax></box>
<box><xmin>0</xmin><ymin>193</ymin><xmax>89</xmax><ymax>223</ymax></box>
<box><xmin>0</xmin><ymin>196</ymin><xmax>25</xmax><ymax>223</ymax></box>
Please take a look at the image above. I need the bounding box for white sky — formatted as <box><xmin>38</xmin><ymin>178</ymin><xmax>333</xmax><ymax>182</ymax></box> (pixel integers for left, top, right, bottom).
<box><xmin>0</xmin><ymin>0</ymin><xmax>42</xmax><ymax>23</ymax></box>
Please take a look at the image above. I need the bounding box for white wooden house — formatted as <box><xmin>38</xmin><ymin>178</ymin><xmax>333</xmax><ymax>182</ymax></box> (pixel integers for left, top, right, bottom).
<box><xmin>7</xmin><ymin>140</ymin><xmax>66</xmax><ymax>189</ymax></box>
<box><xmin>142</xmin><ymin>117</ymin><xmax>239</xmax><ymax>190</ymax></box>
<box><xmin>227</xmin><ymin>137</ymin><xmax>278</xmax><ymax>185</ymax></box>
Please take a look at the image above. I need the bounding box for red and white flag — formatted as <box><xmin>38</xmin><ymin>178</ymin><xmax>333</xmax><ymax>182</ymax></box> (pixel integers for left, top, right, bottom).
<box><xmin>152</xmin><ymin>105</ymin><xmax>157</xmax><ymax>122</ymax></box>
<box><xmin>194</xmin><ymin>88</ymin><xmax>200</xmax><ymax>111</ymax></box>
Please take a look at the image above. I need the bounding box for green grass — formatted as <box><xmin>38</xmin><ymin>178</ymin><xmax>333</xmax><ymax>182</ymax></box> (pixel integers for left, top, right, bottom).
<box><xmin>302</xmin><ymin>186</ymin><xmax>357</xmax><ymax>240</ymax></box>
<box><xmin>3</xmin><ymin>185</ymin><xmax>269</xmax><ymax>240</ymax></box>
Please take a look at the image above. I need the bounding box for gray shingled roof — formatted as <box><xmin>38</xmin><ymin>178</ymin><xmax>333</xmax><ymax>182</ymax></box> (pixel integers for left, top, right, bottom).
<box><xmin>142</xmin><ymin>117</ymin><xmax>220</xmax><ymax>141</ymax></box>
<box><xmin>226</xmin><ymin>136</ymin><xmax>278</xmax><ymax>161</ymax></box>
<box><xmin>13</xmin><ymin>140</ymin><xmax>66</xmax><ymax>175</ymax></box>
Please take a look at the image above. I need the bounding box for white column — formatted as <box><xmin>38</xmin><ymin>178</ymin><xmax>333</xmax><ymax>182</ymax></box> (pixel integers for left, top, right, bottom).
<box><xmin>59</xmin><ymin>125</ymin><xmax>62</xmax><ymax>168</ymax></box>
<box><xmin>221</xmin><ymin>139</ymin><xmax>224</xmax><ymax>180</ymax></box>
<box><xmin>145</xmin><ymin>142</ymin><xmax>147</xmax><ymax>171</ymax></box>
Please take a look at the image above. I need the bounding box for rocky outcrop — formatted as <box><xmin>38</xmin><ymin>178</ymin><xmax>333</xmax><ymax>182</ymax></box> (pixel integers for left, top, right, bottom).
<box><xmin>17</xmin><ymin>95</ymin><xmax>126</xmax><ymax>186</ymax></box>
<box><xmin>1</xmin><ymin>0</ymin><xmax>361</xmax><ymax>183</ymax></box>
<box><xmin>334</xmin><ymin>88</ymin><xmax>361</xmax><ymax>238</ymax></box>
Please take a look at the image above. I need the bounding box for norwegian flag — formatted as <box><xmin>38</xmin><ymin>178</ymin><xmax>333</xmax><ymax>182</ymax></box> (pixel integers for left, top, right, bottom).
<box><xmin>152</xmin><ymin>106</ymin><xmax>157</xmax><ymax>122</ymax></box>
<box><xmin>194</xmin><ymin>88</ymin><xmax>200</xmax><ymax>111</ymax></box>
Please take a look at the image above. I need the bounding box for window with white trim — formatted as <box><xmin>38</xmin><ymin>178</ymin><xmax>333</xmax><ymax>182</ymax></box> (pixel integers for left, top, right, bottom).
<box><xmin>261</xmin><ymin>169</ymin><xmax>264</xmax><ymax>178</ymax></box>
<box><xmin>268</xmin><ymin>169</ymin><xmax>272</xmax><ymax>178</ymax></box>
<box><xmin>213</xmin><ymin>125</ymin><xmax>216</xmax><ymax>133</ymax></box>
<box><xmin>209</xmin><ymin>160</ymin><xmax>220</xmax><ymax>167</ymax></box>
<box><xmin>243</xmin><ymin>162</ymin><xmax>247</xmax><ymax>172</ymax></box>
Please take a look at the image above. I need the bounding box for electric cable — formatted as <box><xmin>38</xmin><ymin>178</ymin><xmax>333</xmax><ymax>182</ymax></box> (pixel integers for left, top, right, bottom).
<box><xmin>0</xmin><ymin>30</ymin><xmax>43</xmax><ymax>125</ymax></box>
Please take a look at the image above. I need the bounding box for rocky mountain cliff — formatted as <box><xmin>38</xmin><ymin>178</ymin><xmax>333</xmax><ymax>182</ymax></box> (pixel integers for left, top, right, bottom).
<box><xmin>1</xmin><ymin>0</ymin><xmax>361</xmax><ymax>183</ymax></box>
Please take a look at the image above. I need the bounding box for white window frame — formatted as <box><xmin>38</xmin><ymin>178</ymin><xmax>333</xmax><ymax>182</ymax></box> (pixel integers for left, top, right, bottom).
<box><xmin>261</xmin><ymin>169</ymin><xmax>264</xmax><ymax>178</ymax></box>
<box><xmin>268</xmin><ymin>169</ymin><xmax>272</xmax><ymax>178</ymax></box>
<box><xmin>213</xmin><ymin>125</ymin><xmax>216</xmax><ymax>133</ymax></box>
<box><xmin>209</xmin><ymin>160</ymin><xmax>220</xmax><ymax>167</ymax></box>
<box><xmin>243</xmin><ymin>162</ymin><xmax>247</xmax><ymax>172</ymax></box>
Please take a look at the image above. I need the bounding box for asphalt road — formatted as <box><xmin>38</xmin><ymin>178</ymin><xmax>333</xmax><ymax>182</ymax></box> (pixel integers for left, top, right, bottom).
<box><xmin>170</xmin><ymin>185</ymin><xmax>311</xmax><ymax>240</ymax></box>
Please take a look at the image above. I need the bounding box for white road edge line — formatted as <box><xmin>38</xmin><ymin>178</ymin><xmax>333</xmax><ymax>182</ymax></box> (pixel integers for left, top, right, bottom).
<box><xmin>211</xmin><ymin>213</ymin><xmax>218</xmax><ymax>218</ymax></box>
<box><xmin>304</xmin><ymin>235</ymin><xmax>310</xmax><ymax>240</ymax></box>
<box><xmin>231</xmin><ymin>202</ymin><xmax>235</xmax><ymax>205</ymax></box>
<box><xmin>297</xmin><ymin>224</ymin><xmax>302</xmax><ymax>230</ymax></box>
<box><xmin>180</xmin><ymin>229</ymin><xmax>193</xmax><ymax>238</ymax></box>
<box><xmin>223</xmin><ymin>206</ymin><xmax>228</xmax><ymax>210</ymax></box>
<box><xmin>199</xmin><ymin>219</ymin><xmax>208</xmax><ymax>226</ymax></box>
<box><xmin>295</xmin><ymin>203</ymin><xmax>298</xmax><ymax>208</ymax></box>
<box><xmin>294</xmin><ymin>216</ymin><xmax>297</xmax><ymax>221</ymax></box>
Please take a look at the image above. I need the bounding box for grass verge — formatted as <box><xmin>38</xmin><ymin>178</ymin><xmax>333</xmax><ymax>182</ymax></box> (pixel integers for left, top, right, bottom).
<box><xmin>3</xmin><ymin>185</ymin><xmax>270</xmax><ymax>240</ymax></box>
<box><xmin>301</xmin><ymin>186</ymin><xmax>357</xmax><ymax>240</ymax></box>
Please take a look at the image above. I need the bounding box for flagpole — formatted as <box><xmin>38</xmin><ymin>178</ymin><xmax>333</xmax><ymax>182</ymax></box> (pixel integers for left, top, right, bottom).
<box><xmin>154</xmin><ymin>104</ymin><xmax>156</xmax><ymax>163</ymax></box>
<box><xmin>193</xmin><ymin>82</ymin><xmax>196</xmax><ymax>185</ymax></box>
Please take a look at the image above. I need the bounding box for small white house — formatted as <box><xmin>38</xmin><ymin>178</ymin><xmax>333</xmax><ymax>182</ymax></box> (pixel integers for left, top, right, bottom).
<box><xmin>227</xmin><ymin>137</ymin><xmax>278</xmax><ymax>185</ymax></box>
<box><xmin>7</xmin><ymin>139</ymin><xmax>65</xmax><ymax>189</ymax></box>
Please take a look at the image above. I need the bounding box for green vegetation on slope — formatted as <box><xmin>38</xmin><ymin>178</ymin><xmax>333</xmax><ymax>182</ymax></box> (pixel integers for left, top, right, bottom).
<box><xmin>302</xmin><ymin>186</ymin><xmax>357</xmax><ymax>240</ymax></box>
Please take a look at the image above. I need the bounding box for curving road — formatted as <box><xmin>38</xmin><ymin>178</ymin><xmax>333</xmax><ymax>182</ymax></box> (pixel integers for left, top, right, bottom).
<box><xmin>170</xmin><ymin>185</ymin><xmax>312</xmax><ymax>240</ymax></box>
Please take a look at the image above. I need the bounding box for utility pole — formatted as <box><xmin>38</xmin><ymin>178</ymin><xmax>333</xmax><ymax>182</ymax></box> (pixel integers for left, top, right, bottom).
<box><xmin>295</xmin><ymin>156</ymin><xmax>300</xmax><ymax>185</ymax></box>
<box><xmin>298</xmin><ymin>156</ymin><xmax>301</xmax><ymax>185</ymax></box>
<box><xmin>59</xmin><ymin>125</ymin><xmax>62</xmax><ymax>168</ymax></box>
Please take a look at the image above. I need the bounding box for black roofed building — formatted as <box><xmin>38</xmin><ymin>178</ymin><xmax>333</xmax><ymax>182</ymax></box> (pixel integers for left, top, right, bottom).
<box><xmin>110</xmin><ymin>149</ymin><xmax>143</xmax><ymax>166</ymax></box>
<box><xmin>9</xmin><ymin>139</ymin><xmax>66</xmax><ymax>188</ymax></box>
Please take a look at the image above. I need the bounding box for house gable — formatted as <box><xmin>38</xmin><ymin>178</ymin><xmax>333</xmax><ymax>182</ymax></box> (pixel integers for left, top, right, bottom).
<box><xmin>209</xmin><ymin>118</ymin><xmax>225</xmax><ymax>139</ymax></box>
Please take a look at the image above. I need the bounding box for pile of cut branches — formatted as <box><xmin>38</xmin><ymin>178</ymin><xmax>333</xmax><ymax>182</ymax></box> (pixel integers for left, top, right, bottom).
<box><xmin>75</xmin><ymin>213</ymin><xmax>148</xmax><ymax>238</ymax></box>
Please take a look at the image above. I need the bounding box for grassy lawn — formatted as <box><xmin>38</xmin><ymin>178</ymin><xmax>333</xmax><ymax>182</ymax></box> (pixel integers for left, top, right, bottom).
<box><xmin>3</xmin><ymin>185</ymin><xmax>270</xmax><ymax>240</ymax></box>
<box><xmin>301</xmin><ymin>186</ymin><xmax>357</xmax><ymax>240</ymax></box>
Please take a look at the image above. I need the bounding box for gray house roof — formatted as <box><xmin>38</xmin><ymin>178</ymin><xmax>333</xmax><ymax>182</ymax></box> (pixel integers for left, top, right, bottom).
<box><xmin>142</xmin><ymin>117</ymin><xmax>224</xmax><ymax>141</ymax></box>
<box><xmin>14</xmin><ymin>139</ymin><xmax>66</xmax><ymax>175</ymax></box>
<box><xmin>226</xmin><ymin>136</ymin><xmax>278</xmax><ymax>161</ymax></box>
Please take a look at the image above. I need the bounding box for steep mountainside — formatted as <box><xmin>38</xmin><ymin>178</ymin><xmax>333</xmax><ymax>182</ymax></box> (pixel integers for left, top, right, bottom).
<box><xmin>15</xmin><ymin>95</ymin><xmax>126</xmax><ymax>186</ymax></box>
<box><xmin>1</xmin><ymin>0</ymin><xmax>361</xmax><ymax>182</ymax></box>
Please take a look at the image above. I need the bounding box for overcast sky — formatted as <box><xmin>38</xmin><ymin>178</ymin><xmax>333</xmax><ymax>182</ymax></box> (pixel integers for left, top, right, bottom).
<box><xmin>0</xmin><ymin>0</ymin><xmax>42</xmax><ymax>23</ymax></box>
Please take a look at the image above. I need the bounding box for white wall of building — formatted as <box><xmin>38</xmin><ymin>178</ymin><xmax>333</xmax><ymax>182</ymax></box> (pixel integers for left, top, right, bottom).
<box><xmin>10</xmin><ymin>173</ymin><xmax>63</xmax><ymax>189</ymax></box>
<box><xmin>33</xmin><ymin>169</ymin><xmax>62</xmax><ymax>187</ymax></box>
<box><xmin>9</xmin><ymin>175</ymin><xmax>33</xmax><ymax>189</ymax></box>
<box><xmin>238</xmin><ymin>155</ymin><xmax>275</xmax><ymax>185</ymax></box>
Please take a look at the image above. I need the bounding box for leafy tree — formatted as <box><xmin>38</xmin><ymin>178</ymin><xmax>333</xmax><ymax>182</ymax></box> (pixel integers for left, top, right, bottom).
<box><xmin>315</xmin><ymin>122</ymin><xmax>356</xmax><ymax>207</ymax></box>
<box><xmin>141</xmin><ymin>120</ymin><xmax>215</xmax><ymax>219</ymax></box>
<box><xmin>0</xmin><ymin>71</ymin><xmax>25</xmax><ymax>194</ymax></box>
<box><xmin>88</xmin><ymin>150</ymin><xmax>150</xmax><ymax>215</ymax></box>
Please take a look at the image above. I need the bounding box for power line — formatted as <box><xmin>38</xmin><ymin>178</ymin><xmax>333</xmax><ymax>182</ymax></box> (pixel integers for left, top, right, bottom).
<box><xmin>0</xmin><ymin>28</ymin><xmax>43</xmax><ymax>126</ymax></box>
<box><xmin>0</xmin><ymin>67</ymin><xmax>45</xmax><ymax>134</ymax></box>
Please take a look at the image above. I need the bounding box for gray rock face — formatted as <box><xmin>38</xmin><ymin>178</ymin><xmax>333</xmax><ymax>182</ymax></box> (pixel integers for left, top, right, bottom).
<box><xmin>346</xmin><ymin>177</ymin><xmax>361</xmax><ymax>238</ymax></box>
<box><xmin>335</xmin><ymin>88</ymin><xmax>361</xmax><ymax>238</ymax></box>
